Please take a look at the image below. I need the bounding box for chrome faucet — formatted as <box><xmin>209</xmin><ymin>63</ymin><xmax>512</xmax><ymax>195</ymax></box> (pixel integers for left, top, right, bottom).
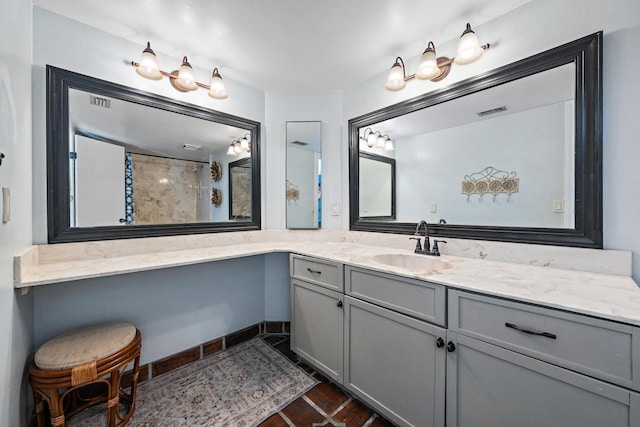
<box><xmin>414</xmin><ymin>220</ymin><xmax>430</xmax><ymax>254</ymax></box>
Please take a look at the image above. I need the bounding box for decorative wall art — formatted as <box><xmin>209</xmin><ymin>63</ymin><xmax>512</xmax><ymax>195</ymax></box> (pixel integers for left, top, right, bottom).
<box><xmin>461</xmin><ymin>166</ymin><xmax>519</xmax><ymax>202</ymax></box>
<box><xmin>211</xmin><ymin>188</ymin><xmax>222</xmax><ymax>208</ymax></box>
<box><xmin>210</xmin><ymin>160</ymin><xmax>222</xmax><ymax>182</ymax></box>
<box><xmin>286</xmin><ymin>180</ymin><xmax>300</xmax><ymax>204</ymax></box>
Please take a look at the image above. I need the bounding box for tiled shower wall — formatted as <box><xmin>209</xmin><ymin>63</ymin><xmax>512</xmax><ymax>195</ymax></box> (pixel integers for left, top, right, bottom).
<box><xmin>131</xmin><ymin>153</ymin><xmax>209</xmax><ymax>224</ymax></box>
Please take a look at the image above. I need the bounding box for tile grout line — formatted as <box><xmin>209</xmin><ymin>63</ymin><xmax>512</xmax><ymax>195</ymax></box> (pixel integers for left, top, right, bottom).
<box><xmin>278</xmin><ymin>411</ymin><xmax>297</xmax><ymax>427</ymax></box>
<box><xmin>362</xmin><ymin>414</ymin><xmax>378</xmax><ymax>427</ymax></box>
<box><xmin>327</xmin><ymin>397</ymin><xmax>353</xmax><ymax>417</ymax></box>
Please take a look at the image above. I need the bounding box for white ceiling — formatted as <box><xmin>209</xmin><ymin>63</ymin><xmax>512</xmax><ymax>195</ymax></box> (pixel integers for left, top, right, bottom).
<box><xmin>33</xmin><ymin>0</ymin><xmax>531</xmax><ymax>91</ymax></box>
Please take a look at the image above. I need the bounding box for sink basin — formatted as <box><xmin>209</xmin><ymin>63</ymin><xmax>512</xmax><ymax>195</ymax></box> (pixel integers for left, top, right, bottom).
<box><xmin>370</xmin><ymin>254</ymin><xmax>454</xmax><ymax>272</ymax></box>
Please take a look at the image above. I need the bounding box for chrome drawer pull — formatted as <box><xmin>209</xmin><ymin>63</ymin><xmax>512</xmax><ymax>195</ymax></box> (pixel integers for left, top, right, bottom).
<box><xmin>505</xmin><ymin>322</ymin><xmax>557</xmax><ymax>340</ymax></box>
<box><xmin>307</xmin><ymin>268</ymin><xmax>322</xmax><ymax>275</ymax></box>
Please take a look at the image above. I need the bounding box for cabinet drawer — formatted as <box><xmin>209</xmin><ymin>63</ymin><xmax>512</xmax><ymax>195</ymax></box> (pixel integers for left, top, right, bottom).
<box><xmin>447</xmin><ymin>332</ymin><xmax>640</xmax><ymax>427</ymax></box>
<box><xmin>290</xmin><ymin>254</ymin><xmax>343</xmax><ymax>292</ymax></box>
<box><xmin>345</xmin><ymin>266</ymin><xmax>446</xmax><ymax>326</ymax></box>
<box><xmin>449</xmin><ymin>290</ymin><xmax>639</xmax><ymax>391</ymax></box>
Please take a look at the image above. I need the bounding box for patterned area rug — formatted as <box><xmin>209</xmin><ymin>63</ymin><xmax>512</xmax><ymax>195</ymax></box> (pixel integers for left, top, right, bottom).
<box><xmin>68</xmin><ymin>337</ymin><xmax>318</xmax><ymax>427</ymax></box>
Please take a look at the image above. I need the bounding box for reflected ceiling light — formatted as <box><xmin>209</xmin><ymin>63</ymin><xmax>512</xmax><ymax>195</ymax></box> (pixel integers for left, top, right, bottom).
<box><xmin>132</xmin><ymin>41</ymin><xmax>228</xmax><ymax>99</ymax></box>
<box><xmin>385</xmin><ymin>23</ymin><xmax>489</xmax><ymax>91</ymax></box>
<box><xmin>359</xmin><ymin>128</ymin><xmax>394</xmax><ymax>151</ymax></box>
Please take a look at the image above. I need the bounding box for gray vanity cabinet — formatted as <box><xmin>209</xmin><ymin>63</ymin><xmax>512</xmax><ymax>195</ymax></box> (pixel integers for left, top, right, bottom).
<box><xmin>343</xmin><ymin>266</ymin><xmax>447</xmax><ymax>427</ymax></box>
<box><xmin>290</xmin><ymin>255</ymin><xmax>344</xmax><ymax>383</ymax></box>
<box><xmin>344</xmin><ymin>296</ymin><xmax>446</xmax><ymax>427</ymax></box>
<box><xmin>446</xmin><ymin>332</ymin><xmax>640</xmax><ymax>427</ymax></box>
<box><xmin>447</xmin><ymin>290</ymin><xmax>640</xmax><ymax>427</ymax></box>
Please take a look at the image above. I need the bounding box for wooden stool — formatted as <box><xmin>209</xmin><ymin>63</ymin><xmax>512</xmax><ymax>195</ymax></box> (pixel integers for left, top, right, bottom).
<box><xmin>29</xmin><ymin>323</ymin><xmax>142</xmax><ymax>427</ymax></box>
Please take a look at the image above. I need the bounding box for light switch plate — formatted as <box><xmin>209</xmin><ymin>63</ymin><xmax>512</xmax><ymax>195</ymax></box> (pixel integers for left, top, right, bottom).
<box><xmin>2</xmin><ymin>187</ymin><xmax>9</xmax><ymax>223</ymax></box>
<box><xmin>331</xmin><ymin>202</ymin><xmax>340</xmax><ymax>216</ymax></box>
<box><xmin>552</xmin><ymin>199</ymin><xmax>564</xmax><ymax>213</ymax></box>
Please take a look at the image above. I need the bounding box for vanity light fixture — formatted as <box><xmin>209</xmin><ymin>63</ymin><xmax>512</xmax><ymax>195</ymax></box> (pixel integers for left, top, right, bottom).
<box><xmin>226</xmin><ymin>133</ymin><xmax>251</xmax><ymax>156</ymax></box>
<box><xmin>132</xmin><ymin>42</ymin><xmax>229</xmax><ymax>100</ymax></box>
<box><xmin>359</xmin><ymin>128</ymin><xmax>394</xmax><ymax>151</ymax></box>
<box><xmin>385</xmin><ymin>23</ymin><xmax>489</xmax><ymax>91</ymax></box>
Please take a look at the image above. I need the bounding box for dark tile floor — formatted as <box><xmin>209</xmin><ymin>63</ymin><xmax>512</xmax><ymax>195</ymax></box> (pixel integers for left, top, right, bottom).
<box><xmin>260</xmin><ymin>335</ymin><xmax>395</xmax><ymax>427</ymax></box>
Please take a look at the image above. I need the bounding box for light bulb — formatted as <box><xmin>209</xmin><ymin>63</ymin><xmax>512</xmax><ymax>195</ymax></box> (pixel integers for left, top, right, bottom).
<box><xmin>455</xmin><ymin>23</ymin><xmax>484</xmax><ymax>65</ymax></box>
<box><xmin>208</xmin><ymin>68</ymin><xmax>228</xmax><ymax>99</ymax></box>
<box><xmin>385</xmin><ymin>58</ymin><xmax>407</xmax><ymax>91</ymax></box>
<box><xmin>416</xmin><ymin>42</ymin><xmax>440</xmax><ymax>80</ymax></box>
<box><xmin>175</xmin><ymin>56</ymin><xmax>198</xmax><ymax>91</ymax></box>
<box><xmin>135</xmin><ymin>42</ymin><xmax>163</xmax><ymax>81</ymax></box>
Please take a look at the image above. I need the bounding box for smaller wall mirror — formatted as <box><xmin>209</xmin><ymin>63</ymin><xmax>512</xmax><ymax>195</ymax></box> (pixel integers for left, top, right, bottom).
<box><xmin>286</xmin><ymin>121</ymin><xmax>322</xmax><ymax>229</ymax></box>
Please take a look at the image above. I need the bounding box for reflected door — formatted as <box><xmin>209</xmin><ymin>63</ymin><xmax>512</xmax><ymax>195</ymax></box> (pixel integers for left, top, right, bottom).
<box><xmin>73</xmin><ymin>135</ymin><xmax>125</xmax><ymax>227</ymax></box>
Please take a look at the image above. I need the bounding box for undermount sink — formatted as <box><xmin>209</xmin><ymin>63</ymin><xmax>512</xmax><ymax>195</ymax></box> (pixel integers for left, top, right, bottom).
<box><xmin>371</xmin><ymin>254</ymin><xmax>454</xmax><ymax>272</ymax></box>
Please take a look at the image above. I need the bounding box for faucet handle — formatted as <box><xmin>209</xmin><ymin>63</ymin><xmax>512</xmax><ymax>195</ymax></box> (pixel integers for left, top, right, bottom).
<box><xmin>409</xmin><ymin>237</ymin><xmax>422</xmax><ymax>252</ymax></box>
<box><xmin>431</xmin><ymin>239</ymin><xmax>447</xmax><ymax>256</ymax></box>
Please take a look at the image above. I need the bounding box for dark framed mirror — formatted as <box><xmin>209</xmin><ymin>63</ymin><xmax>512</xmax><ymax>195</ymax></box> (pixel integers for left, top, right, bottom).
<box><xmin>349</xmin><ymin>32</ymin><xmax>602</xmax><ymax>248</ymax></box>
<box><xmin>47</xmin><ymin>66</ymin><xmax>261</xmax><ymax>243</ymax></box>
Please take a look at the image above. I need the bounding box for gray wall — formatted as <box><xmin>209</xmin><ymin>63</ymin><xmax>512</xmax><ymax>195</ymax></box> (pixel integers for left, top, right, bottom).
<box><xmin>0</xmin><ymin>0</ymin><xmax>34</xmax><ymax>425</ymax></box>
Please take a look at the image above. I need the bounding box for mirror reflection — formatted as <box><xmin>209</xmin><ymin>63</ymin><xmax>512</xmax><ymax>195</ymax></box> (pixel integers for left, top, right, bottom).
<box><xmin>68</xmin><ymin>88</ymin><xmax>252</xmax><ymax>227</ymax></box>
<box><xmin>359</xmin><ymin>152</ymin><xmax>395</xmax><ymax>219</ymax></box>
<box><xmin>357</xmin><ymin>63</ymin><xmax>575</xmax><ymax>229</ymax></box>
<box><xmin>48</xmin><ymin>66</ymin><xmax>261</xmax><ymax>243</ymax></box>
<box><xmin>286</xmin><ymin>121</ymin><xmax>322</xmax><ymax>229</ymax></box>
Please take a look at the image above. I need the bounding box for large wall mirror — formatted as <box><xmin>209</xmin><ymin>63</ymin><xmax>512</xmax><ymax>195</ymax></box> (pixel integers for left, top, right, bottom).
<box><xmin>47</xmin><ymin>66</ymin><xmax>261</xmax><ymax>243</ymax></box>
<box><xmin>286</xmin><ymin>121</ymin><xmax>322</xmax><ymax>229</ymax></box>
<box><xmin>349</xmin><ymin>32</ymin><xmax>602</xmax><ymax>248</ymax></box>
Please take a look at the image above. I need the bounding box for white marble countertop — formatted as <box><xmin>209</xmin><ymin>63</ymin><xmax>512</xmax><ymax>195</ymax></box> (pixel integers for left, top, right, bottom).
<box><xmin>14</xmin><ymin>230</ymin><xmax>640</xmax><ymax>326</ymax></box>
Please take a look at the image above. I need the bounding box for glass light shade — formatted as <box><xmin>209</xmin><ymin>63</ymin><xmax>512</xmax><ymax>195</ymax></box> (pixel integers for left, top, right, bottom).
<box><xmin>366</xmin><ymin>131</ymin><xmax>378</xmax><ymax>148</ymax></box>
<box><xmin>455</xmin><ymin>24</ymin><xmax>484</xmax><ymax>65</ymax></box>
<box><xmin>233</xmin><ymin>141</ymin><xmax>242</xmax><ymax>154</ymax></box>
<box><xmin>175</xmin><ymin>56</ymin><xmax>198</xmax><ymax>91</ymax></box>
<box><xmin>384</xmin><ymin>60</ymin><xmax>406</xmax><ymax>91</ymax></box>
<box><xmin>226</xmin><ymin>144</ymin><xmax>236</xmax><ymax>155</ymax></box>
<box><xmin>416</xmin><ymin>43</ymin><xmax>440</xmax><ymax>80</ymax></box>
<box><xmin>135</xmin><ymin>42</ymin><xmax>163</xmax><ymax>81</ymax></box>
<box><xmin>240</xmin><ymin>136</ymin><xmax>249</xmax><ymax>151</ymax></box>
<box><xmin>384</xmin><ymin>137</ymin><xmax>394</xmax><ymax>151</ymax></box>
<box><xmin>376</xmin><ymin>133</ymin><xmax>386</xmax><ymax>149</ymax></box>
<box><xmin>208</xmin><ymin>68</ymin><xmax>228</xmax><ymax>99</ymax></box>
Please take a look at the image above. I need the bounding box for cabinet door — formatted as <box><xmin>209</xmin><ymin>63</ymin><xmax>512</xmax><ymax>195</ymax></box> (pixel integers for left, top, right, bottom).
<box><xmin>290</xmin><ymin>279</ymin><xmax>344</xmax><ymax>382</ymax></box>
<box><xmin>344</xmin><ymin>296</ymin><xmax>446</xmax><ymax>427</ymax></box>
<box><xmin>446</xmin><ymin>332</ymin><xmax>640</xmax><ymax>427</ymax></box>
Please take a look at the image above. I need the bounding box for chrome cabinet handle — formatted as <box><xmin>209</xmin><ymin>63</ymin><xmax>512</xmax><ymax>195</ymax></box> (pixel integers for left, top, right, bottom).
<box><xmin>505</xmin><ymin>322</ymin><xmax>557</xmax><ymax>340</ymax></box>
<box><xmin>436</xmin><ymin>337</ymin><xmax>445</xmax><ymax>348</ymax></box>
<box><xmin>307</xmin><ymin>268</ymin><xmax>322</xmax><ymax>275</ymax></box>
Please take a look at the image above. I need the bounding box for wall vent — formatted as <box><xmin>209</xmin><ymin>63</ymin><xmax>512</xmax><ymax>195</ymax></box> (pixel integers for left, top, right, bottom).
<box><xmin>290</xmin><ymin>140</ymin><xmax>308</xmax><ymax>146</ymax></box>
<box><xmin>477</xmin><ymin>106</ymin><xmax>507</xmax><ymax>117</ymax></box>
<box><xmin>89</xmin><ymin>95</ymin><xmax>111</xmax><ymax>109</ymax></box>
<box><xmin>182</xmin><ymin>144</ymin><xmax>202</xmax><ymax>151</ymax></box>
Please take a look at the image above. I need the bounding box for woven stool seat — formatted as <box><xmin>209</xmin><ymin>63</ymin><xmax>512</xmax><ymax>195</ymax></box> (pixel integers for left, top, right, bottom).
<box><xmin>35</xmin><ymin>323</ymin><xmax>136</xmax><ymax>370</ymax></box>
<box><xmin>29</xmin><ymin>322</ymin><xmax>141</xmax><ymax>427</ymax></box>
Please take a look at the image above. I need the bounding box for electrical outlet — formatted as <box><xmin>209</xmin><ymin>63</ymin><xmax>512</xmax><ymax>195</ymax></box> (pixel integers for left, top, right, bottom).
<box><xmin>331</xmin><ymin>202</ymin><xmax>340</xmax><ymax>216</ymax></box>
